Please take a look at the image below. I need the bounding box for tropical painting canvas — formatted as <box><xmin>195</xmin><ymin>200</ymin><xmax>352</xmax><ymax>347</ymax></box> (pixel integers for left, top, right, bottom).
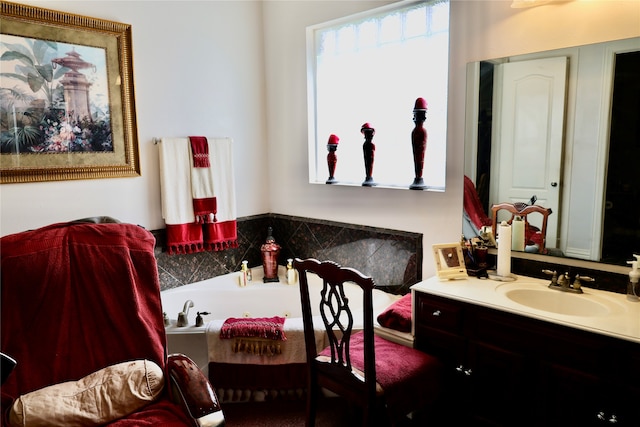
<box><xmin>1</xmin><ymin>35</ymin><xmax>113</xmax><ymax>155</ymax></box>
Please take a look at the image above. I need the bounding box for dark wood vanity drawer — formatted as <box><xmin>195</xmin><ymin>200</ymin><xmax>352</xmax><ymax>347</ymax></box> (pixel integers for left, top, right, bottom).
<box><xmin>415</xmin><ymin>324</ymin><xmax>466</xmax><ymax>364</ymax></box>
<box><xmin>415</xmin><ymin>293</ymin><xmax>463</xmax><ymax>333</ymax></box>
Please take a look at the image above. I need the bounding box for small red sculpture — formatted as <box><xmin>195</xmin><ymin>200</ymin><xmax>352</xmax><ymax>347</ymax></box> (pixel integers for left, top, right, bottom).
<box><xmin>361</xmin><ymin>123</ymin><xmax>376</xmax><ymax>187</ymax></box>
<box><xmin>326</xmin><ymin>134</ymin><xmax>339</xmax><ymax>184</ymax></box>
<box><xmin>410</xmin><ymin>97</ymin><xmax>428</xmax><ymax>190</ymax></box>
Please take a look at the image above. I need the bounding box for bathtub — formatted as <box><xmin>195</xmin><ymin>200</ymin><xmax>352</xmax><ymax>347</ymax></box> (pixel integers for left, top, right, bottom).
<box><xmin>160</xmin><ymin>266</ymin><xmax>402</xmax><ymax>401</ymax></box>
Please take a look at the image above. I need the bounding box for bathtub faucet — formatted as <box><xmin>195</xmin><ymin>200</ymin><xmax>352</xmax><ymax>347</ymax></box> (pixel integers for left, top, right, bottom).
<box><xmin>176</xmin><ymin>300</ymin><xmax>194</xmax><ymax>327</ymax></box>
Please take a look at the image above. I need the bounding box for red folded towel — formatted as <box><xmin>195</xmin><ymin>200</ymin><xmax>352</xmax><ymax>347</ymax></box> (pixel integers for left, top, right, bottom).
<box><xmin>219</xmin><ymin>316</ymin><xmax>287</xmax><ymax>341</ymax></box>
<box><xmin>376</xmin><ymin>293</ymin><xmax>412</xmax><ymax>332</ymax></box>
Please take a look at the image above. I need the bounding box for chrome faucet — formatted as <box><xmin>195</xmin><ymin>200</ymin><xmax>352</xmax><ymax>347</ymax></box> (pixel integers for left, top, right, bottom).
<box><xmin>176</xmin><ymin>300</ymin><xmax>194</xmax><ymax>327</ymax></box>
<box><xmin>542</xmin><ymin>270</ymin><xmax>593</xmax><ymax>294</ymax></box>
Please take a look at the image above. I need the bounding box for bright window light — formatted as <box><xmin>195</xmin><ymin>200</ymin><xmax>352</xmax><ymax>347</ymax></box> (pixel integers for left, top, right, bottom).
<box><xmin>307</xmin><ymin>0</ymin><xmax>450</xmax><ymax>190</ymax></box>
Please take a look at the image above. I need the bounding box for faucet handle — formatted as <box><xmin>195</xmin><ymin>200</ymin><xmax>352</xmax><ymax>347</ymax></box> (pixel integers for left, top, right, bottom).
<box><xmin>195</xmin><ymin>311</ymin><xmax>211</xmax><ymax>327</ymax></box>
<box><xmin>542</xmin><ymin>269</ymin><xmax>557</xmax><ymax>284</ymax></box>
<box><xmin>573</xmin><ymin>274</ymin><xmax>594</xmax><ymax>290</ymax></box>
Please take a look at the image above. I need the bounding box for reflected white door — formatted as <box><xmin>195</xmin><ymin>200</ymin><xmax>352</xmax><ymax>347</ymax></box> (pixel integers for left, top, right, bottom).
<box><xmin>492</xmin><ymin>57</ymin><xmax>567</xmax><ymax>249</ymax></box>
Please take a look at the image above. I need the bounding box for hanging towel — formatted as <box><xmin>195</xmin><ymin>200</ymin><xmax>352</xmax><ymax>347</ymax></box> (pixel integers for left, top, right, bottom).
<box><xmin>159</xmin><ymin>137</ymin><xmax>238</xmax><ymax>254</ymax></box>
<box><xmin>190</xmin><ymin>136</ymin><xmax>217</xmax><ymax>223</ymax></box>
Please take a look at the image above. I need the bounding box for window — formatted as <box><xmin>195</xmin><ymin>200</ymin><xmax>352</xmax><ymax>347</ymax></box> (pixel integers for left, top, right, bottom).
<box><xmin>307</xmin><ymin>0</ymin><xmax>449</xmax><ymax>190</ymax></box>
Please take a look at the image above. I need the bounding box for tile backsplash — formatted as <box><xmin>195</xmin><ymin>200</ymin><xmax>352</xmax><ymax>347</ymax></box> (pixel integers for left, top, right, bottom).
<box><xmin>153</xmin><ymin>214</ymin><xmax>422</xmax><ymax>295</ymax></box>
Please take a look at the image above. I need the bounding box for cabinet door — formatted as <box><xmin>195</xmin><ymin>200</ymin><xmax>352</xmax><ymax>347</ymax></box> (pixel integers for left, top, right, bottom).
<box><xmin>539</xmin><ymin>362</ymin><xmax>603</xmax><ymax>426</ymax></box>
<box><xmin>605</xmin><ymin>347</ymin><xmax>640</xmax><ymax>426</ymax></box>
<box><xmin>466</xmin><ymin>340</ymin><xmax>532</xmax><ymax>427</ymax></box>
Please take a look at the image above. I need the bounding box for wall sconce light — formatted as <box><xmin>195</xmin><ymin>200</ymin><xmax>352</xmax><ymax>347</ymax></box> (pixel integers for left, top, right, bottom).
<box><xmin>511</xmin><ymin>0</ymin><xmax>553</xmax><ymax>8</ymax></box>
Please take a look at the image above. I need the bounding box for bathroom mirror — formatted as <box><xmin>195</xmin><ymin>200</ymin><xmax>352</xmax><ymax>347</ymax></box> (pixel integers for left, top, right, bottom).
<box><xmin>463</xmin><ymin>37</ymin><xmax>640</xmax><ymax>267</ymax></box>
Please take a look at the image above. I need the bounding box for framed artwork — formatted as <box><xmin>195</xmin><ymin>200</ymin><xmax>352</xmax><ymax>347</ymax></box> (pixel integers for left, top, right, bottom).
<box><xmin>0</xmin><ymin>1</ymin><xmax>140</xmax><ymax>183</ymax></box>
<box><xmin>432</xmin><ymin>243</ymin><xmax>467</xmax><ymax>280</ymax></box>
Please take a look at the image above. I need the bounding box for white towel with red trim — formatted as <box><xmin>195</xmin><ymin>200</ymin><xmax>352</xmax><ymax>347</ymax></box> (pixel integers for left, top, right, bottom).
<box><xmin>159</xmin><ymin>137</ymin><xmax>237</xmax><ymax>254</ymax></box>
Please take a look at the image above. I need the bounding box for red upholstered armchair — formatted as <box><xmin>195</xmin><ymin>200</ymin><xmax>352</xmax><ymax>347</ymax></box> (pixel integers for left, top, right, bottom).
<box><xmin>1</xmin><ymin>220</ymin><xmax>224</xmax><ymax>426</ymax></box>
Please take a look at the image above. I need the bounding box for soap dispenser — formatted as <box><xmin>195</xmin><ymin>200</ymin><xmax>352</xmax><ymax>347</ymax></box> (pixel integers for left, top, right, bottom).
<box><xmin>627</xmin><ymin>254</ymin><xmax>640</xmax><ymax>301</ymax></box>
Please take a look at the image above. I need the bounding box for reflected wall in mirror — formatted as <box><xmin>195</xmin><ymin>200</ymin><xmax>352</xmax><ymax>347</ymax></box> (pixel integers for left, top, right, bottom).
<box><xmin>464</xmin><ymin>37</ymin><xmax>640</xmax><ymax>267</ymax></box>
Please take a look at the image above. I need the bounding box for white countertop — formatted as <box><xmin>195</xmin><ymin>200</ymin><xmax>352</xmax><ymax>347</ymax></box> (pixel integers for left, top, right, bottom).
<box><xmin>411</xmin><ymin>275</ymin><xmax>640</xmax><ymax>344</ymax></box>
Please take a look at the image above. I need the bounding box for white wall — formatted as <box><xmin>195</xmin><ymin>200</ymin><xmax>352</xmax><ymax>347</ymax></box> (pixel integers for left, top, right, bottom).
<box><xmin>2</xmin><ymin>0</ymin><xmax>639</xmax><ymax>278</ymax></box>
<box><xmin>1</xmin><ymin>0</ymin><xmax>270</xmax><ymax>236</ymax></box>
<box><xmin>262</xmin><ymin>0</ymin><xmax>640</xmax><ymax>277</ymax></box>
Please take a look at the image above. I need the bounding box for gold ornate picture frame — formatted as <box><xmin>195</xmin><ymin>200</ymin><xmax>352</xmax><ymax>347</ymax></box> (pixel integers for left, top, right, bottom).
<box><xmin>432</xmin><ymin>243</ymin><xmax>467</xmax><ymax>280</ymax></box>
<box><xmin>0</xmin><ymin>1</ymin><xmax>139</xmax><ymax>183</ymax></box>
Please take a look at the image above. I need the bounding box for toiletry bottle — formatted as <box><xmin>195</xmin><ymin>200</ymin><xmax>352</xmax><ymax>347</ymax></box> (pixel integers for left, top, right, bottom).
<box><xmin>286</xmin><ymin>258</ymin><xmax>296</xmax><ymax>285</ymax></box>
<box><xmin>627</xmin><ymin>254</ymin><xmax>640</xmax><ymax>301</ymax></box>
<box><xmin>241</xmin><ymin>260</ymin><xmax>249</xmax><ymax>287</ymax></box>
<box><xmin>244</xmin><ymin>260</ymin><xmax>252</xmax><ymax>282</ymax></box>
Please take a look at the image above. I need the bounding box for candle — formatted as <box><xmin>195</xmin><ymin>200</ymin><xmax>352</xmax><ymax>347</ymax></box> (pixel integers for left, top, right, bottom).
<box><xmin>497</xmin><ymin>221</ymin><xmax>512</xmax><ymax>278</ymax></box>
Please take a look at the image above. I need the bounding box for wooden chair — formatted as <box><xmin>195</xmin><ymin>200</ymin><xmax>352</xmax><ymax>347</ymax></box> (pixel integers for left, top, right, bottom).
<box><xmin>491</xmin><ymin>202</ymin><xmax>553</xmax><ymax>253</ymax></box>
<box><xmin>294</xmin><ymin>258</ymin><xmax>443</xmax><ymax>427</ymax></box>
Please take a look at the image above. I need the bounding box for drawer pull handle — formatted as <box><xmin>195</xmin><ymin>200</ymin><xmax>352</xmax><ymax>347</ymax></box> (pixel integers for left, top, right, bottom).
<box><xmin>596</xmin><ymin>412</ymin><xmax>618</xmax><ymax>424</ymax></box>
<box><xmin>432</xmin><ymin>310</ymin><xmax>441</xmax><ymax>317</ymax></box>
<box><xmin>456</xmin><ymin>365</ymin><xmax>472</xmax><ymax>376</ymax></box>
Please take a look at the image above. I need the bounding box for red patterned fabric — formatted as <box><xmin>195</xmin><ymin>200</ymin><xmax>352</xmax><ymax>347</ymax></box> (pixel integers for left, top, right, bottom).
<box><xmin>376</xmin><ymin>293</ymin><xmax>412</xmax><ymax>332</ymax></box>
<box><xmin>193</xmin><ymin>196</ymin><xmax>217</xmax><ymax>223</ymax></box>
<box><xmin>0</xmin><ymin>222</ymin><xmax>192</xmax><ymax>426</ymax></box>
<box><xmin>189</xmin><ymin>136</ymin><xmax>210</xmax><ymax>168</ymax></box>
<box><xmin>166</xmin><ymin>220</ymin><xmax>238</xmax><ymax>254</ymax></box>
<box><xmin>220</xmin><ymin>317</ymin><xmax>287</xmax><ymax>341</ymax></box>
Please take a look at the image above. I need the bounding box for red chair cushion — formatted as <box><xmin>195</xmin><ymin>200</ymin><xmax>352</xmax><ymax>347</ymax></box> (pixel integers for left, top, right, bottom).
<box><xmin>319</xmin><ymin>331</ymin><xmax>442</xmax><ymax>419</ymax></box>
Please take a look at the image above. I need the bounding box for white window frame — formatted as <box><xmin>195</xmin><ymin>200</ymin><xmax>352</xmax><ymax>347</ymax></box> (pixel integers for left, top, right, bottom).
<box><xmin>306</xmin><ymin>0</ymin><xmax>450</xmax><ymax>191</ymax></box>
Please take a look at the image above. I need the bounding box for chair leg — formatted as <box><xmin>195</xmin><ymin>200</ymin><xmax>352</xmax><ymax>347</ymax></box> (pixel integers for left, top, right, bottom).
<box><xmin>364</xmin><ymin>403</ymin><xmax>392</xmax><ymax>427</ymax></box>
<box><xmin>306</xmin><ymin>385</ymin><xmax>319</xmax><ymax>427</ymax></box>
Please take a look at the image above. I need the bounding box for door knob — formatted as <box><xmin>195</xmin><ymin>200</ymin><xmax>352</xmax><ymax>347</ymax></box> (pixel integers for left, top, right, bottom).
<box><xmin>550</xmin><ymin>182</ymin><xmax>558</xmax><ymax>187</ymax></box>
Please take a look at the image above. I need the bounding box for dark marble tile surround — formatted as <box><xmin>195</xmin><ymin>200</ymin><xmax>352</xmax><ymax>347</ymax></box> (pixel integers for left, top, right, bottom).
<box><xmin>153</xmin><ymin>214</ymin><xmax>422</xmax><ymax>295</ymax></box>
<box><xmin>153</xmin><ymin>214</ymin><xmax>628</xmax><ymax>296</ymax></box>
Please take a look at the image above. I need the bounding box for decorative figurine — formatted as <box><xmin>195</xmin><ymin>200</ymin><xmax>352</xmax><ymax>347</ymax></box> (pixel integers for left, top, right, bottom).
<box><xmin>326</xmin><ymin>134</ymin><xmax>339</xmax><ymax>184</ymax></box>
<box><xmin>361</xmin><ymin>123</ymin><xmax>376</xmax><ymax>186</ymax></box>
<box><xmin>410</xmin><ymin>97</ymin><xmax>428</xmax><ymax>190</ymax></box>
<box><xmin>260</xmin><ymin>227</ymin><xmax>281</xmax><ymax>283</ymax></box>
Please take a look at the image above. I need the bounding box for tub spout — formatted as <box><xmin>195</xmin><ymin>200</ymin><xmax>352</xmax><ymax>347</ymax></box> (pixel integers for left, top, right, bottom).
<box><xmin>176</xmin><ymin>300</ymin><xmax>194</xmax><ymax>327</ymax></box>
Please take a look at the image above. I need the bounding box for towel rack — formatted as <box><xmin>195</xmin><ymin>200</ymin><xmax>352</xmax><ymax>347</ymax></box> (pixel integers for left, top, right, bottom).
<box><xmin>153</xmin><ymin>137</ymin><xmax>233</xmax><ymax>144</ymax></box>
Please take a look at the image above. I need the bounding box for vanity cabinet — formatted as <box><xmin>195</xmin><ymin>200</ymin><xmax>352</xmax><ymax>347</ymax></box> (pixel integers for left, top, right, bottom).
<box><xmin>414</xmin><ymin>291</ymin><xmax>640</xmax><ymax>426</ymax></box>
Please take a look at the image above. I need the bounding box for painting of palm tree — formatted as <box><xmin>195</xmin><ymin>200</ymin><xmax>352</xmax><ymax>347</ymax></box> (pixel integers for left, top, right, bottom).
<box><xmin>0</xmin><ymin>35</ymin><xmax>112</xmax><ymax>154</ymax></box>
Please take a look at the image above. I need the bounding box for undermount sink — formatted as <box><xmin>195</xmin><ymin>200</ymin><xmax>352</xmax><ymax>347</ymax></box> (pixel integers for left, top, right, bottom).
<box><xmin>497</xmin><ymin>282</ymin><xmax>626</xmax><ymax>317</ymax></box>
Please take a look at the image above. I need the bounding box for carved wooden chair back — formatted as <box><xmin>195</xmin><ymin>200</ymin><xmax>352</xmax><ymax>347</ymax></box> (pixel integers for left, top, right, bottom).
<box><xmin>491</xmin><ymin>202</ymin><xmax>553</xmax><ymax>253</ymax></box>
